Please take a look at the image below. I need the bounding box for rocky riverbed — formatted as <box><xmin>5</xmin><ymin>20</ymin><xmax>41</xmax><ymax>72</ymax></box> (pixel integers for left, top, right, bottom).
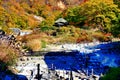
<box><xmin>12</xmin><ymin>41</ymin><xmax>120</xmax><ymax>80</ymax></box>
<box><xmin>0</xmin><ymin>41</ymin><xmax>120</xmax><ymax>80</ymax></box>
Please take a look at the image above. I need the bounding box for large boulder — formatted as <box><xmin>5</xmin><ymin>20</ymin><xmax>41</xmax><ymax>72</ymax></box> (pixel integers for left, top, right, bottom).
<box><xmin>0</xmin><ymin>30</ymin><xmax>5</xmax><ymax>35</ymax></box>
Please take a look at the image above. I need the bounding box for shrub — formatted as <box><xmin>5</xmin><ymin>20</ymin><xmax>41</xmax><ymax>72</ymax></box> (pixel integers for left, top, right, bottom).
<box><xmin>41</xmin><ymin>40</ymin><xmax>46</xmax><ymax>48</ymax></box>
<box><xmin>100</xmin><ymin>67</ymin><xmax>120</xmax><ymax>80</ymax></box>
<box><xmin>92</xmin><ymin>32</ymin><xmax>105</xmax><ymax>41</ymax></box>
<box><xmin>58</xmin><ymin>26</ymin><xmax>71</xmax><ymax>34</ymax></box>
<box><xmin>61</xmin><ymin>36</ymin><xmax>77</xmax><ymax>43</ymax></box>
<box><xmin>0</xmin><ymin>44</ymin><xmax>18</xmax><ymax>70</ymax></box>
<box><xmin>76</xmin><ymin>35</ymin><xmax>93</xmax><ymax>43</ymax></box>
<box><xmin>26</xmin><ymin>39</ymin><xmax>41</xmax><ymax>51</ymax></box>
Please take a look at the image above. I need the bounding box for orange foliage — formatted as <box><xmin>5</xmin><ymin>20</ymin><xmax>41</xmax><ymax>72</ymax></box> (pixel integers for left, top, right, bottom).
<box><xmin>28</xmin><ymin>15</ymin><xmax>40</xmax><ymax>28</ymax></box>
<box><xmin>0</xmin><ymin>44</ymin><xmax>18</xmax><ymax>65</ymax></box>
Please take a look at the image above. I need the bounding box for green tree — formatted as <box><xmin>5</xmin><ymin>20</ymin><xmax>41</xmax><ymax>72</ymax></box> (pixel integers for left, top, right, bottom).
<box><xmin>113</xmin><ymin>0</ymin><xmax>120</xmax><ymax>8</ymax></box>
<box><xmin>101</xmin><ymin>68</ymin><xmax>120</xmax><ymax>80</ymax></box>
<box><xmin>63</xmin><ymin>6</ymin><xmax>86</xmax><ymax>25</ymax></box>
<box><xmin>110</xmin><ymin>13</ymin><xmax>120</xmax><ymax>36</ymax></box>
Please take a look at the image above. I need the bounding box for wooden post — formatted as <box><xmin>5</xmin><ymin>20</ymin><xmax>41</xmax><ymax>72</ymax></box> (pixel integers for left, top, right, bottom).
<box><xmin>92</xmin><ymin>68</ymin><xmax>94</xmax><ymax>76</ymax></box>
<box><xmin>70</xmin><ymin>70</ymin><xmax>73</xmax><ymax>80</ymax></box>
<box><xmin>37</xmin><ymin>64</ymin><xmax>40</xmax><ymax>80</ymax></box>
<box><xmin>52</xmin><ymin>64</ymin><xmax>54</xmax><ymax>70</ymax></box>
<box><xmin>87</xmin><ymin>69</ymin><xmax>88</xmax><ymax>78</ymax></box>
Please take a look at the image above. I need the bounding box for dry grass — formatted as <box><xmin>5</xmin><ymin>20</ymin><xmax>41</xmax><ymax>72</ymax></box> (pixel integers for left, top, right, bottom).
<box><xmin>17</xmin><ymin>32</ymin><xmax>59</xmax><ymax>51</ymax></box>
<box><xmin>92</xmin><ymin>32</ymin><xmax>105</xmax><ymax>41</ymax></box>
<box><xmin>26</xmin><ymin>39</ymin><xmax>41</xmax><ymax>51</ymax></box>
<box><xmin>0</xmin><ymin>44</ymin><xmax>18</xmax><ymax>66</ymax></box>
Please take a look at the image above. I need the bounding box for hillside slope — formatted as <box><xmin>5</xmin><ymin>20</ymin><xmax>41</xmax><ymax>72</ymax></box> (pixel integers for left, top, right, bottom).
<box><xmin>0</xmin><ymin>0</ymin><xmax>87</xmax><ymax>30</ymax></box>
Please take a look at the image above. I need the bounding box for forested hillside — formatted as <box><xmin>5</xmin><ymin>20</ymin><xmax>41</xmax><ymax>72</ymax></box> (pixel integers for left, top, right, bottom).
<box><xmin>0</xmin><ymin>0</ymin><xmax>120</xmax><ymax>37</ymax></box>
<box><xmin>0</xmin><ymin>0</ymin><xmax>85</xmax><ymax>29</ymax></box>
<box><xmin>0</xmin><ymin>0</ymin><xmax>119</xmax><ymax>40</ymax></box>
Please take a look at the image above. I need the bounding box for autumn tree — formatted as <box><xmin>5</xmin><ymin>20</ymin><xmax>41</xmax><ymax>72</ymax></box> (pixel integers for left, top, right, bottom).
<box><xmin>63</xmin><ymin>0</ymin><xmax>120</xmax><ymax>36</ymax></box>
<box><xmin>0</xmin><ymin>6</ymin><xmax>6</xmax><ymax>28</ymax></box>
<box><xmin>79</xmin><ymin>0</ymin><xmax>120</xmax><ymax>30</ymax></box>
